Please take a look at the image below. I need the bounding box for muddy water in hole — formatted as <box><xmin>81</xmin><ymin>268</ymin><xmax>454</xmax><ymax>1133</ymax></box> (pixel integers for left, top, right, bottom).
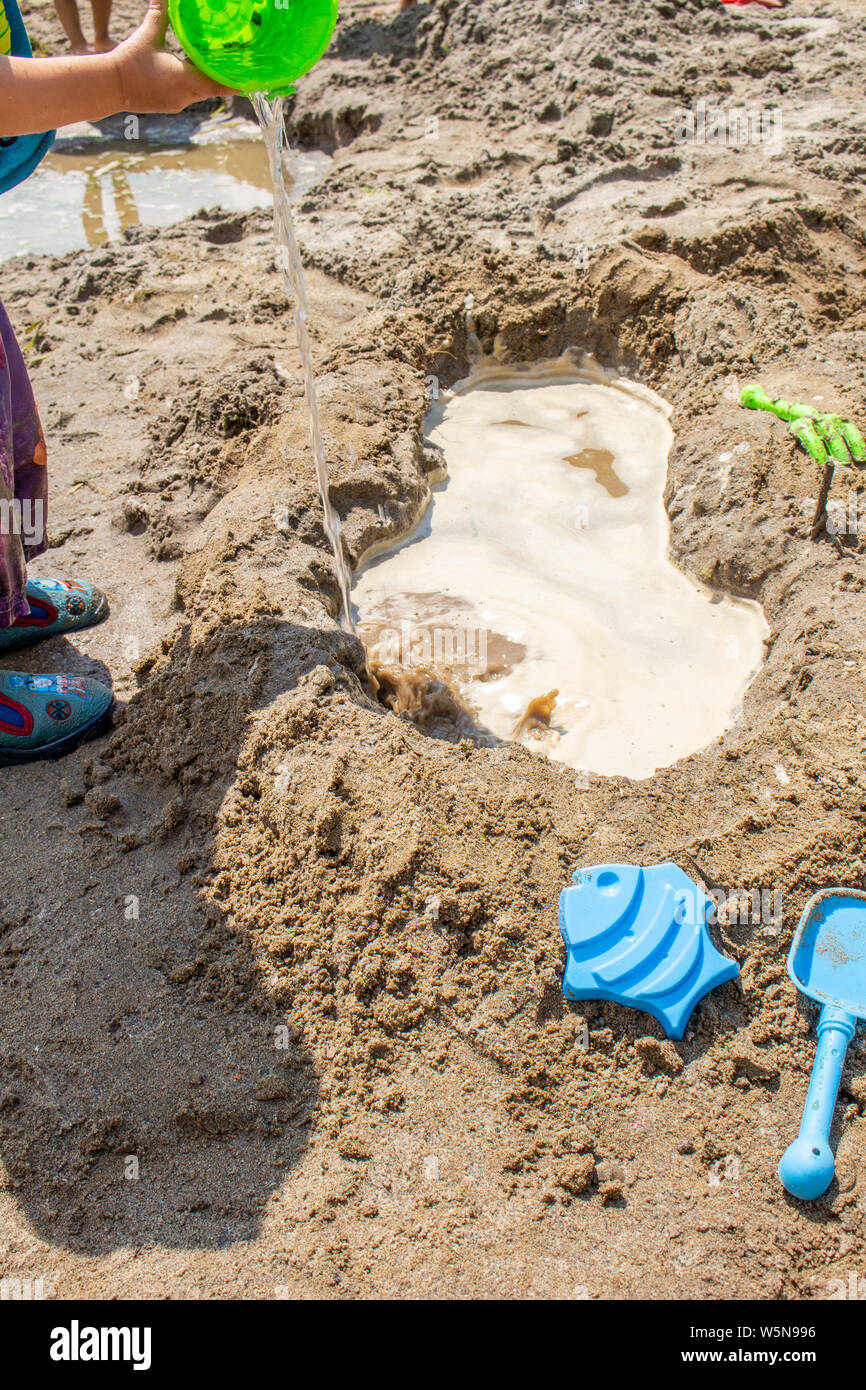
<box><xmin>353</xmin><ymin>359</ymin><xmax>768</xmax><ymax>779</ymax></box>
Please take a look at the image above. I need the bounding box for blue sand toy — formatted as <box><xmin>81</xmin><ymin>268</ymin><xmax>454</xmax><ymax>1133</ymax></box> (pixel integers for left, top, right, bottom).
<box><xmin>558</xmin><ymin>862</ymin><xmax>739</xmax><ymax>1040</ymax></box>
<box><xmin>778</xmin><ymin>888</ymin><xmax>866</xmax><ymax>1201</ymax></box>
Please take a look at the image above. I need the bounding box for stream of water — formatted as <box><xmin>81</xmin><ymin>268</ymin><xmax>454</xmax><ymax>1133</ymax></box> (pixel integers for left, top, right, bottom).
<box><xmin>253</xmin><ymin>94</ymin><xmax>354</xmax><ymax>631</ymax></box>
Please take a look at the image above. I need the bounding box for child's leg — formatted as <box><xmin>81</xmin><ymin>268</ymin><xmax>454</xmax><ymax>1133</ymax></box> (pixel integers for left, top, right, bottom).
<box><xmin>53</xmin><ymin>0</ymin><xmax>90</xmax><ymax>55</ymax></box>
<box><xmin>0</xmin><ymin>302</ymin><xmax>107</xmax><ymax>658</ymax></box>
<box><xmin>91</xmin><ymin>0</ymin><xmax>114</xmax><ymax>52</ymax></box>
<box><xmin>0</xmin><ymin>300</ymin><xmax>48</xmax><ymax>631</ymax></box>
<box><xmin>0</xmin><ymin>302</ymin><xmax>111</xmax><ymax>763</ymax></box>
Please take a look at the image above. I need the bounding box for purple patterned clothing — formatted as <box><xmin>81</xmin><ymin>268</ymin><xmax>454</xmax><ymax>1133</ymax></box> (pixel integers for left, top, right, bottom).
<box><xmin>0</xmin><ymin>297</ymin><xmax>48</xmax><ymax>628</ymax></box>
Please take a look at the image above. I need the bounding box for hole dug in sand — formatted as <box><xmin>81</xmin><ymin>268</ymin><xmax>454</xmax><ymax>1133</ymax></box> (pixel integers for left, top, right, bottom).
<box><xmin>353</xmin><ymin>358</ymin><xmax>767</xmax><ymax>779</ymax></box>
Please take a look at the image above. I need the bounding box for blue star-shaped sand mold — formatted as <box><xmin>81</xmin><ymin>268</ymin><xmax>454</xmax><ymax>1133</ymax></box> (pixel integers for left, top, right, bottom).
<box><xmin>558</xmin><ymin>862</ymin><xmax>739</xmax><ymax>1040</ymax></box>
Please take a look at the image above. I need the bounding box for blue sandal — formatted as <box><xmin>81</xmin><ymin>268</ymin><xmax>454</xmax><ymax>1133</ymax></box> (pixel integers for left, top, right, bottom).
<box><xmin>0</xmin><ymin>578</ymin><xmax>108</xmax><ymax>654</ymax></box>
<box><xmin>0</xmin><ymin>669</ymin><xmax>114</xmax><ymax>765</ymax></box>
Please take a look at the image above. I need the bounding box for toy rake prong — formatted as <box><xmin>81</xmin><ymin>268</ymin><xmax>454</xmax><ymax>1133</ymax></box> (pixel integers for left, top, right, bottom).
<box><xmin>789</xmin><ymin>418</ymin><xmax>829</xmax><ymax>467</ymax></box>
<box><xmin>840</xmin><ymin>419</ymin><xmax>866</xmax><ymax>464</ymax></box>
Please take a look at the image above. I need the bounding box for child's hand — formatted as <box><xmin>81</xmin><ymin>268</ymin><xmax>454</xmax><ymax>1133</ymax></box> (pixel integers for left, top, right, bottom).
<box><xmin>1</xmin><ymin>0</ymin><xmax>235</xmax><ymax>136</ymax></box>
<box><xmin>111</xmin><ymin>0</ymin><xmax>236</xmax><ymax>113</ymax></box>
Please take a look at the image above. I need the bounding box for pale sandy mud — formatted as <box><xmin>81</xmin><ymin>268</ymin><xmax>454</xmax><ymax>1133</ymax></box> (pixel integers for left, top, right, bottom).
<box><xmin>1</xmin><ymin>0</ymin><xmax>866</xmax><ymax>1299</ymax></box>
<box><xmin>353</xmin><ymin>360</ymin><xmax>767</xmax><ymax>777</ymax></box>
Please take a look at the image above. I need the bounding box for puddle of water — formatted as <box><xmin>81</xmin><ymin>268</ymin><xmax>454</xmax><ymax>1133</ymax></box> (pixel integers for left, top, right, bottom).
<box><xmin>0</xmin><ymin>114</ymin><xmax>329</xmax><ymax>261</ymax></box>
<box><xmin>353</xmin><ymin>358</ymin><xmax>767</xmax><ymax>779</ymax></box>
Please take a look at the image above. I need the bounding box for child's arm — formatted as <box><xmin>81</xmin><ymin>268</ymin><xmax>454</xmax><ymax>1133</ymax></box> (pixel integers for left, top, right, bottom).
<box><xmin>0</xmin><ymin>0</ymin><xmax>233</xmax><ymax>138</ymax></box>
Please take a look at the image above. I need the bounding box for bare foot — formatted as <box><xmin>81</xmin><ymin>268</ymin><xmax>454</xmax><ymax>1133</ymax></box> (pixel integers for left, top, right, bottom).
<box><xmin>71</xmin><ymin>41</ymin><xmax>91</xmax><ymax>53</ymax></box>
<box><xmin>94</xmin><ymin>34</ymin><xmax>116</xmax><ymax>52</ymax></box>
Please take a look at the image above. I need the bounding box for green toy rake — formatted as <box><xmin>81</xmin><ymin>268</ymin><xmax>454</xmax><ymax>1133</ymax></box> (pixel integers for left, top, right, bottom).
<box><xmin>741</xmin><ymin>385</ymin><xmax>866</xmax><ymax>539</ymax></box>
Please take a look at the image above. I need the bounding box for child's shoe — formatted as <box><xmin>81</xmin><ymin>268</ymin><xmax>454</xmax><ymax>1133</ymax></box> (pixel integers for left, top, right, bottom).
<box><xmin>0</xmin><ymin>578</ymin><xmax>108</xmax><ymax>653</ymax></box>
<box><xmin>0</xmin><ymin>670</ymin><xmax>114</xmax><ymax>765</ymax></box>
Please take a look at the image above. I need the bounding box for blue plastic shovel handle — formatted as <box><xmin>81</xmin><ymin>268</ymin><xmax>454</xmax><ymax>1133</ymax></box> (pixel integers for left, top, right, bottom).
<box><xmin>778</xmin><ymin>1003</ymin><xmax>856</xmax><ymax>1200</ymax></box>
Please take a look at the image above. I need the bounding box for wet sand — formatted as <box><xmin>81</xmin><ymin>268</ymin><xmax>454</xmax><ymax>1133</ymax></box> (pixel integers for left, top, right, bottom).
<box><xmin>2</xmin><ymin>0</ymin><xmax>866</xmax><ymax>1300</ymax></box>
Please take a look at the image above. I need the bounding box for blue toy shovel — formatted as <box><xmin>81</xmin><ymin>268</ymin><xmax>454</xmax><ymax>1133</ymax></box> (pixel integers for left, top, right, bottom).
<box><xmin>779</xmin><ymin>888</ymin><xmax>866</xmax><ymax>1200</ymax></box>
